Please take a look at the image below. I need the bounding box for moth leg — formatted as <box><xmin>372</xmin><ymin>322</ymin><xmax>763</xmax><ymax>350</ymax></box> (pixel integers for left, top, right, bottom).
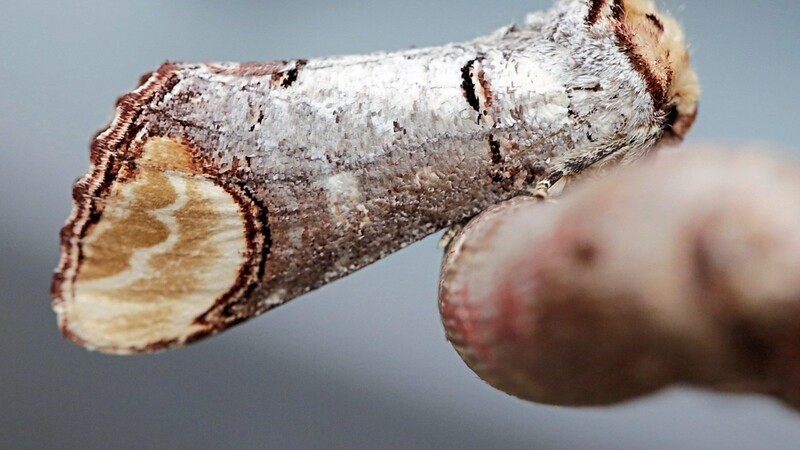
<box><xmin>439</xmin><ymin>220</ymin><xmax>469</xmax><ymax>249</ymax></box>
<box><xmin>530</xmin><ymin>180</ymin><xmax>552</xmax><ymax>200</ymax></box>
<box><xmin>528</xmin><ymin>144</ymin><xmax>618</xmax><ymax>200</ymax></box>
<box><xmin>525</xmin><ymin>161</ymin><xmax>567</xmax><ymax>200</ymax></box>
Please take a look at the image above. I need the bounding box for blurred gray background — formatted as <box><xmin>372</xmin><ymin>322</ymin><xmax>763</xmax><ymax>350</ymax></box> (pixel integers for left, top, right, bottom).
<box><xmin>1</xmin><ymin>1</ymin><xmax>799</xmax><ymax>449</ymax></box>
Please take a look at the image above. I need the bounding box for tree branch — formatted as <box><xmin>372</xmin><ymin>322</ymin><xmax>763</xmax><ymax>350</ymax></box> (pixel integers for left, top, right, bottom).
<box><xmin>440</xmin><ymin>148</ymin><xmax>800</xmax><ymax>409</ymax></box>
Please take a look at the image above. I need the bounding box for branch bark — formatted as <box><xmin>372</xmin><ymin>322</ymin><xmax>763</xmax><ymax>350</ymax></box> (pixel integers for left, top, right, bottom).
<box><xmin>440</xmin><ymin>148</ymin><xmax>800</xmax><ymax>409</ymax></box>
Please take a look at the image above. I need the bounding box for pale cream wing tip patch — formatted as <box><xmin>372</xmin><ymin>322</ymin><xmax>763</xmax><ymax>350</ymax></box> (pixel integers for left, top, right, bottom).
<box><xmin>57</xmin><ymin>138</ymin><xmax>249</xmax><ymax>354</ymax></box>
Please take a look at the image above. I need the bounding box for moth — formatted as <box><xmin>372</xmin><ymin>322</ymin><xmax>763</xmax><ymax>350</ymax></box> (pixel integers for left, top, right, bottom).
<box><xmin>53</xmin><ymin>0</ymin><xmax>699</xmax><ymax>354</ymax></box>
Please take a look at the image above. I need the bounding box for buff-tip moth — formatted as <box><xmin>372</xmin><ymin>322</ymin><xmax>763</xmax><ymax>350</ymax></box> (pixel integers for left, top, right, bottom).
<box><xmin>53</xmin><ymin>0</ymin><xmax>699</xmax><ymax>354</ymax></box>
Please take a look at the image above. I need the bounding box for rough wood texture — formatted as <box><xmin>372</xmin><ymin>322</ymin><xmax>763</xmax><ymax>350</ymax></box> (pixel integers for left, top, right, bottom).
<box><xmin>440</xmin><ymin>148</ymin><xmax>800</xmax><ymax>409</ymax></box>
<box><xmin>53</xmin><ymin>0</ymin><xmax>699</xmax><ymax>353</ymax></box>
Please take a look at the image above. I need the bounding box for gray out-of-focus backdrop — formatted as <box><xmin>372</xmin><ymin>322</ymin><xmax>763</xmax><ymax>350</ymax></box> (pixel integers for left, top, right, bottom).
<box><xmin>1</xmin><ymin>1</ymin><xmax>799</xmax><ymax>449</ymax></box>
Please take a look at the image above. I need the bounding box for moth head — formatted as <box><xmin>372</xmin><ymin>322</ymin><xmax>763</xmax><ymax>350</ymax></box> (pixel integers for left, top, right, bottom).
<box><xmin>628</xmin><ymin>0</ymin><xmax>700</xmax><ymax>144</ymax></box>
<box><xmin>592</xmin><ymin>0</ymin><xmax>701</xmax><ymax>144</ymax></box>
